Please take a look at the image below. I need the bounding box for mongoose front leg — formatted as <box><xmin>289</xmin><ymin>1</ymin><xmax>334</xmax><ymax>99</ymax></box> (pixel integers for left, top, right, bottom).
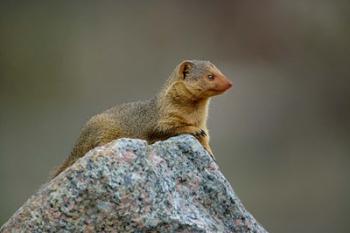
<box><xmin>192</xmin><ymin>130</ymin><xmax>214</xmax><ymax>158</ymax></box>
<box><xmin>173</xmin><ymin>126</ymin><xmax>214</xmax><ymax>158</ymax></box>
<box><xmin>155</xmin><ymin>124</ymin><xmax>213</xmax><ymax>156</ymax></box>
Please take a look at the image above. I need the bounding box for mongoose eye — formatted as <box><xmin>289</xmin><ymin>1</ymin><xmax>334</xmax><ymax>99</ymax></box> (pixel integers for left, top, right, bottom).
<box><xmin>207</xmin><ymin>74</ymin><xmax>215</xmax><ymax>80</ymax></box>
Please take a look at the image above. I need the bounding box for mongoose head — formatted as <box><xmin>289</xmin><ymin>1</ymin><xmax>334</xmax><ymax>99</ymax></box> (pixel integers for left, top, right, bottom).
<box><xmin>176</xmin><ymin>60</ymin><xmax>232</xmax><ymax>99</ymax></box>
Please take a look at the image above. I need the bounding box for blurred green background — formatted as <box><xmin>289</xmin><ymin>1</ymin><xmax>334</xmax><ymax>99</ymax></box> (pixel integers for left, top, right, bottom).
<box><xmin>1</xmin><ymin>1</ymin><xmax>349</xmax><ymax>232</ymax></box>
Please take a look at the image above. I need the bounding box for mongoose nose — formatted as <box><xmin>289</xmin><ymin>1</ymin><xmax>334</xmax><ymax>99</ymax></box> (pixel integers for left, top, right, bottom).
<box><xmin>226</xmin><ymin>80</ymin><xmax>233</xmax><ymax>89</ymax></box>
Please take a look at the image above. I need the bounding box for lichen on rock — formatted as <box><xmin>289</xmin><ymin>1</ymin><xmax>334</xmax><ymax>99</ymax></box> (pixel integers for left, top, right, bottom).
<box><xmin>0</xmin><ymin>135</ymin><xmax>268</xmax><ymax>233</ymax></box>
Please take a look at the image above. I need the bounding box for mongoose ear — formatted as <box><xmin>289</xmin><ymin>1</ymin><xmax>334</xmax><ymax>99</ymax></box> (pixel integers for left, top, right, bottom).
<box><xmin>178</xmin><ymin>60</ymin><xmax>193</xmax><ymax>79</ymax></box>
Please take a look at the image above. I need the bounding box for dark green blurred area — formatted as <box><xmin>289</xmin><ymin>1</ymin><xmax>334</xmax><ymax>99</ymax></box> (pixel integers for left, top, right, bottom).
<box><xmin>1</xmin><ymin>1</ymin><xmax>349</xmax><ymax>232</ymax></box>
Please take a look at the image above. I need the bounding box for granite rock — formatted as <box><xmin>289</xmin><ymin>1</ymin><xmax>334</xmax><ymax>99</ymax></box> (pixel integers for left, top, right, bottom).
<box><xmin>0</xmin><ymin>135</ymin><xmax>268</xmax><ymax>233</ymax></box>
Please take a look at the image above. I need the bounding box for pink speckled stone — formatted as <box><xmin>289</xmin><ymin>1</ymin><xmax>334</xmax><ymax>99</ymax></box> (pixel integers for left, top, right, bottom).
<box><xmin>0</xmin><ymin>135</ymin><xmax>267</xmax><ymax>233</ymax></box>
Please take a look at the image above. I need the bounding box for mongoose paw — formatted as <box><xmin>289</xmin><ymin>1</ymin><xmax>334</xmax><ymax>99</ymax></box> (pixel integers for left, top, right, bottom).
<box><xmin>192</xmin><ymin>129</ymin><xmax>207</xmax><ymax>138</ymax></box>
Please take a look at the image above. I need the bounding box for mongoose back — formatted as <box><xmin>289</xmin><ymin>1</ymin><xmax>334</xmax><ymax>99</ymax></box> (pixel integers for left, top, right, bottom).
<box><xmin>53</xmin><ymin>60</ymin><xmax>232</xmax><ymax>177</ymax></box>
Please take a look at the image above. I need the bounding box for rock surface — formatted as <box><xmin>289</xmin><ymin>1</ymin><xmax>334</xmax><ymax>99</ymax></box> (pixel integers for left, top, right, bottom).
<box><xmin>0</xmin><ymin>135</ymin><xmax>268</xmax><ymax>233</ymax></box>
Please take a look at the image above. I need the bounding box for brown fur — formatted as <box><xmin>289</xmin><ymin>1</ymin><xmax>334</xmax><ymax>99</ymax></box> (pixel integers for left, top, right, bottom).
<box><xmin>52</xmin><ymin>60</ymin><xmax>232</xmax><ymax>177</ymax></box>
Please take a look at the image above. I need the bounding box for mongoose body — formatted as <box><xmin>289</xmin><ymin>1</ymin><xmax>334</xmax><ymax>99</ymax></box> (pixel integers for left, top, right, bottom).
<box><xmin>53</xmin><ymin>60</ymin><xmax>232</xmax><ymax>177</ymax></box>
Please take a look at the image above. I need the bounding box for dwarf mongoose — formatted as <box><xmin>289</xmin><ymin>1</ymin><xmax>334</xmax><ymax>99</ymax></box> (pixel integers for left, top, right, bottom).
<box><xmin>53</xmin><ymin>60</ymin><xmax>232</xmax><ymax>177</ymax></box>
